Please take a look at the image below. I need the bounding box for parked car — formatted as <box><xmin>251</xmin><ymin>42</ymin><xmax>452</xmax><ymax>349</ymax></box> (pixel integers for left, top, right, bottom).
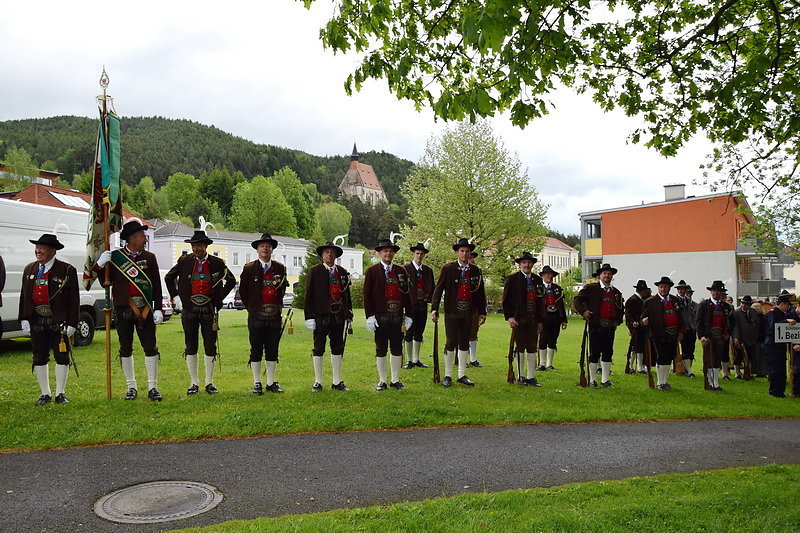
<box><xmin>233</xmin><ymin>289</ymin><xmax>245</xmax><ymax>310</ymax></box>
<box><xmin>161</xmin><ymin>297</ymin><xmax>174</xmax><ymax>321</ymax></box>
<box><xmin>283</xmin><ymin>291</ymin><xmax>295</xmax><ymax>308</ymax></box>
<box><xmin>222</xmin><ymin>290</ymin><xmax>236</xmax><ymax>309</ymax></box>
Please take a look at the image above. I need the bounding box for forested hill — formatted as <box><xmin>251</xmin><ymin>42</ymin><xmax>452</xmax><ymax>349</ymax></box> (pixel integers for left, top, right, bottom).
<box><xmin>0</xmin><ymin>115</ymin><xmax>414</xmax><ymax>203</ymax></box>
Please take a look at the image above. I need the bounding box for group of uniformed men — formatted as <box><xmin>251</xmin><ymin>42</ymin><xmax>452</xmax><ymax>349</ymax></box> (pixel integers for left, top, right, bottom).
<box><xmin>19</xmin><ymin>223</ymin><xmax>800</xmax><ymax>404</ymax></box>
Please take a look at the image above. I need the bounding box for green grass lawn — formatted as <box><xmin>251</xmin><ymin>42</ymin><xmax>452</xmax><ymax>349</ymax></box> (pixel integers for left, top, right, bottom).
<box><xmin>0</xmin><ymin>312</ymin><xmax>797</xmax><ymax>451</ymax></box>
<box><xmin>179</xmin><ymin>465</ymin><xmax>800</xmax><ymax>532</ymax></box>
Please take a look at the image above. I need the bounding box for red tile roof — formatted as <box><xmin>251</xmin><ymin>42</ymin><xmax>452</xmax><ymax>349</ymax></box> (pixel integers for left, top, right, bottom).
<box><xmin>339</xmin><ymin>160</ymin><xmax>385</xmax><ymax>193</ymax></box>
<box><xmin>544</xmin><ymin>237</ymin><xmax>578</xmax><ymax>252</ymax></box>
<box><xmin>0</xmin><ymin>183</ymin><xmax>136</xmax><ymax>218</ymax></box>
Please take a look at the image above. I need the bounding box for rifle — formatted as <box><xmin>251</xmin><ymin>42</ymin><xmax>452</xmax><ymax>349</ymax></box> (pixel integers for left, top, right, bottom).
<box><xmin>507</xmin><ymin>327</ymin><xmax>517</xmax><ymax>384</ymax></box>
<box><xmin>675</xmin><ymin>339</ymin><xmax>685</xmax><ymax>375</ymax></box>
<box><xmin>625</xmin><ymin>334</ymin><xmax>634</xmax><ymax>374</ymax></box>
<box><xmin>279</xmin><ymin>306</ymin><xmax>294</xmax><ymax>339</ymax></box>
<box><xmin>703</xmin><ymin>339</ymin><xmax>714</xmax><ymax>390</ymax></box>
<box><xmin>644</xmin><ymin>331</ymin><xmax>655</xmax><ymax>389</ymax></box>
<box><xmin>741</xmin><ymin>342</ymin><xmax>752</xmax><ymax>381</ymax></box>
<box><xmin>60</xmin><ymin>324</ymin><xmax>79</xmax><ymax>378</ymax></box>
<box><xmin>432</xmin><ymin>319</ymin><xmax>440</xmax><ymax>383</ymax></box>
<box><xmin>342</xmin><ymin>319</ymin><xmax>351</xmax><ymax>357</ymax></box>
<box><xmin>578</xmin><ymin>321</ymin><xmax>588</xmax><ymax>388</ymax></box>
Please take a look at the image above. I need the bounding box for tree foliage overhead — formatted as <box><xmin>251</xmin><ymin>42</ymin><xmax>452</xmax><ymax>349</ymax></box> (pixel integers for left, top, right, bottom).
<box><xmin>398</xmin><ymin>120</ymin><xmax>548</xmax><ymax>284</ymax></box>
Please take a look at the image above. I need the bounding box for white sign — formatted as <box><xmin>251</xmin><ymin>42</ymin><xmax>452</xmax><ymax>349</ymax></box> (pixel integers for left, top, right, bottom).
<box><xmin>775</xmin><ymin>323</ymin><xmax>800</xmax><ymax>343</ymax></box>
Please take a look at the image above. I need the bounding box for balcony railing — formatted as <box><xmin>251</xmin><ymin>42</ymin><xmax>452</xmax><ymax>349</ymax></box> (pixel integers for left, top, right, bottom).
<box><xmin>737</xmin><ymin>280</ymin><xmax>795</xmax><ymax>297</ymax></box>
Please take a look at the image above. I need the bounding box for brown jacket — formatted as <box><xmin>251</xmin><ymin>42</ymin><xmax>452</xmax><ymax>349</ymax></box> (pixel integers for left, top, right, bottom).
<box><xmin>624</xmin><ymin>294</ymin><xmax>645</xmax><ymax>333</ymax></box>
<box><xmin>19</xmin><ymin>258</ymin><xmax>80</xmax><ymax>327</ymax></box>
<box><xmin>501</xmin><ymin>270</ymin><xmax>543</xmax><ymax>322</ymax></box>
<box><xmin>573</xmin><ymin>282</ymin><xmax>624</xmax><ymax>326</ymax></box>
<box><xmin>239</xmin><ymin>260</ymin><xmax>288</xmax><ymax>315</ymax></box>
<box><xmin>102</xmin><ymin>248</ymin><xmax>163</xmax><ymax>310</ymax></box>
<box><xmin>164</xmin><ymin>253</ymin><xmax>236</xmax><ymax>310</ymax></box>
<box><xmin>363</xmin><ymin>263</ymin><xmax>412</xmax><ymax>318</ymax></box>
<box><xmin>431</xmin><ymin>262</ymin><xmax>487</xmax><ymax>316</ymax></box>
<box><xmin>303</xmin><ymin>263</ymin><xmax>353</xmax><ymax>320</ymax></box>
<box><xmin>403</xmin><ymin>262</ymin><xmax>435</xmax><ymax>304</ymax></box>
<box><xmin>641</xmin><ymin>294</ymin><xmax>686</xmax><ymax>338</ymax></box>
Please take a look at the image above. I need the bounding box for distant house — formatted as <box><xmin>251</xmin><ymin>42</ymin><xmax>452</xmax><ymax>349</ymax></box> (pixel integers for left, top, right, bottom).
<box><xmin>0</xmin><ymin>182</ymin><xmax>137</xmax><ymax>220</ymax></box>
<box><xmin>534</xmin><ymin>237</ymin><xmax>579</xmax><ymax>272</ymax></box>
<box><xmin>338</xmin><ymin>144</ymin><xmax>387</xmax><ymax>206</ymax></box>
<box><xmin>0</xmin><ymin>163</ymin><xmax>63</xmax><ymax>187</ymax></box>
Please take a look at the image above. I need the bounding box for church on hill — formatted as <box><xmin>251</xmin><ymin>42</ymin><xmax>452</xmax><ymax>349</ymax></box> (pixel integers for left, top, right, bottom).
<box><xmin>338</xmin><ymin>144</ymin><xmax>387</xmax><ymax>206</ymax></box>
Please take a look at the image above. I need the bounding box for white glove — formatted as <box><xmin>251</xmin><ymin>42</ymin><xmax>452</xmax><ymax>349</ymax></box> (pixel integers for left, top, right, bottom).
<box><xmin>20</xmin><ymin>320</ymin><xmax>30</xmax><ymax>336</ymax></box>
<box><xmin>97</xmin><ymin>250</ymin><xmax>113</xmax><ymax>267</ymax></box>
<box><xmin>366</xmin><ymin>315</ymin><xmax>378</xmax><ymax>333</ymax></box>
<box><xmin>66</xmin><ymin>325</ymin><xmax>77</xmax><ymax>337</ymax></box>
<box><xmin>172</xmin><ymin>296</ymin><xmax>183</xmax><ymax>311</ymax></box>
<box><xmin>153</xmin><ymin>310</ymin><xmax>164</xmax><ymax>325</ymax></box>
<box><xmin>403</xmin><ymin>316</ymin><xmax>413</xmax><ymax>330</ymax></box>
<box><xmin>305</xmin><ymin>319</ymin><xmax>316</xmax><ymax>331</ymax></box>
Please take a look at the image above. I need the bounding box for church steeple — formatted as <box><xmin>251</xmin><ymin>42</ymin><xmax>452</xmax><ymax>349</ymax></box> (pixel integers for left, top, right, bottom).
<box><xmin>351</xmin><ymin>143</ymin><xmax>359</xmax><ymax>161</ymax></box>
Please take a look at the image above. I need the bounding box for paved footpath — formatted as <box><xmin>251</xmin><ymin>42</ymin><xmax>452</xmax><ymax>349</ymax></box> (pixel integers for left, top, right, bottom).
<box><xmin>1</xmin><ymin>419</ymin><xmax>799</xmax><ymax>532</ymax></box>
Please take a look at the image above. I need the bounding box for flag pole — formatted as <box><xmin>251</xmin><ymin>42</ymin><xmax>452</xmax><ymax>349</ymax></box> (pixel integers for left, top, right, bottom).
<box><xmin>98</xmin><ymin>68</ymin><xmax>113</xmax><ymax>400</ymax></box>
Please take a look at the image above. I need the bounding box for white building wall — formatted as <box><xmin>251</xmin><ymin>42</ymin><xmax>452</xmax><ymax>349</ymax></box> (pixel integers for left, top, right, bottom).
<box><xmin>602</xmin><ymin>251</ymin><xmax>737</xmax><ymax>300</ymax></box>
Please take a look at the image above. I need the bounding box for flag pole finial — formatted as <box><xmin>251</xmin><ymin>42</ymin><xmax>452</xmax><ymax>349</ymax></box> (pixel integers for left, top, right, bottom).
<box><xmin>99</xmin><ymin>66</ymin><xmax>109</xmax><ymax>91</ymax></box>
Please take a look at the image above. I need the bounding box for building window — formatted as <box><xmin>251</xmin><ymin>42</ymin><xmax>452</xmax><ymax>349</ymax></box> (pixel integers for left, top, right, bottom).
<box><xmin>350</xmin><ymin>259</ymin><xmax>354</xmax><ymax>269</ymax></box>
<box><xmin>245</xmin><ymin>253</ymin><xmax>251</xmax><ymax>263</ymax></box>
<box><xmin>233</xmin><ymin>252</ymin><xmax>239</xmax><ymax>266</ymax></box>
<box><xmin>282</xmin><ymin>255</ymin><xmax>287</xmax><ymax>265</ymax></box>
<box><xmin>586</xmin><ymin>220</ymin><xmax>601</xmax><ymax>238</ymax></box>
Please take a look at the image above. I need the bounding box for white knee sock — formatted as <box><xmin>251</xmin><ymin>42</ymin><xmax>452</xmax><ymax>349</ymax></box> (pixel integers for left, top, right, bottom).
<box><xmin>205</xmin><ymin>355</ymin><xmax>215</xmax><ymax>385</ymax></box>
<box><xmin>469</xmin><ymin>341</ymin><xmax>478</xmax><ymax>362</ymax></box>
<box><xmin>312</xmin><ymin>355</ymin><xmax>324</xmax><ymax>383</ymax></box>
<box><xmin>657</xmin><ymin>365</ymin><xmax>669</xmax><ymax>385</ymax></box>
<box><xmin>444</xmin><ymin>350</ymin><xmax>455</xmax><ymax>378</ymax></box>
<box><xmin>121</xmin><ymin>357</ymin><xmax>137</xmax><ymax>389</ymax></box>
<box><xmin>713</xmin><ymin>367</ymin><xmax>721</xmax><ymax>388</ymax></box>
<box><xmin>405</xmin><ymin>341</ymin><xmax>414</xmax><ymax>363</ymax></box>
<box><xmin>251</xmin><ymin>361</ymin><xmax>262</xmax><ymax>384</ymax></box>
<box><xmin>412</xmin><ymin>341</ymin><xmax>422</xmax><ymax>363</ymax></box>
<box><xmin>376</xmin><ymin>356</ymin><xmax>387</xmax><ymax>383</ymax></box>
<box><xmin>683</xmin><ymin>358</ymin><xmax>693</xmax><ymax>374</ymax></box>
<box><xmin>588</xmin><ymin>362</ymin><xmax>598</xmax><ymax>382</ymax></box>
<box><xmin>266</xmin><ymin>361</ymin><xmax>277</xmax><ymax>386</ymax></box>
<box><xmin>458</xmin><ymin>349</ymin><xmax>469</xmax><ymax>378</ymax></box>
<box><xmin>35</xmin><ymin>365</ymin><xmax>51</xmax><ymax>396</ymax></box>
<box><xmin>331</xmin><ymin>354</ymin><xmax>343</xmax><ymax>385</ymax></box>
<box><xmin>636</xmin><ymin>353</ymin><xmax>645</xmax><ymax>371</ymax></box>
<box><xmin>55</xmin><ymin>364</ymin><xmax>69</xmax><ymax>395</ymax></box>
<box><xmin>601</xmin><ymin>361</ymin><xmax>612</xmax><ymax>383</ymax></box>
<box><xmin>538</xmin><ymin>349</ymin><xmax>547</xmax><ymax>368</ymax></box>
<box><xmin>547</xmin><ymin>347</ymin><xmax>555</xmax><ymax>367</ymax></box>
<box><xmin>186</xmin><ymin>354</ymin><xmax>199</xmax><ymax>386</ymax></box>
<box><xmin>390</xmin><ymin>355</ymin><xmax>402</xmax><ymax>383</ymax></box>
<box><xmin>526</xmin><ymin>352</ymin><xmax>537</xmax><ymax>379</ymax></box>
<box><xmin>145</xmin><ymin>356</ymin><xmax>158</xmax><ymax>390</ymax></box>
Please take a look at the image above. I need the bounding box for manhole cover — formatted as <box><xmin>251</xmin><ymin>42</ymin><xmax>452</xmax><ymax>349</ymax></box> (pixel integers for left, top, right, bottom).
<box><xmin>94</xmin><ymin>481</ymin><xmax>223</xmax><ymax>524</ymax></box>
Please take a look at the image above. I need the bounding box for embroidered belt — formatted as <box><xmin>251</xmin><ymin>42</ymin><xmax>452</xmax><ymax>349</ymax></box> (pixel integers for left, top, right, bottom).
<box><xmin>329</xmin><ymin>300</ymin><xmax>343</xmax><ymax>314</ymax></box>
<box><xmin>525</xmin><ymin>301</ymin><xmax>537</xmax><ymax>312</ymax></box>
<box><xmin>261</xmin><ymin>303</ymin><xmax>279</xmax><ymax>317</ymax></box>
<box><xmin>710</xmin><ymin>326</ymin><xmax>724</xmax><ymax>338</ymax></box>
<box><xmin>189</xmin><ymin>293</ymin><xmax>213</xmax><ymax>306</ymax></box>
<box><xmin>665</xmin><ymin>326</ymin><xmax>678</xmax><ymax>337</ymax></box>
<box><xmin>417</xmin><ymin>288</ymin><xmax>427</xmax><ymax>300</ymax></box>
<box><xmin>131</xmin><ymin>296</ymin><xmax>147</xmax><ymax>309</ymax></box>
<box><xmin>34</xmin><ymin>304</ymin><xmax>53</xmax><ymax>317</ymax></box>
<box><xmin>546</xmin><ymin>305</ymin><xmax>559</xmax><ymax>313</ymax></box>
<box><xmin>598</xmin><ymin>318</ymin><xmax>616</xmax><ymax>328</ymax></box>
<box><xmin>386</xmin><ymin>300</ymin><xmax>402</xmax><ymax>313</ymax></box>
<box><xmin>456</xmin><ymin>301</ymin><xmax>472</xmax><ymax>312</ymax></box>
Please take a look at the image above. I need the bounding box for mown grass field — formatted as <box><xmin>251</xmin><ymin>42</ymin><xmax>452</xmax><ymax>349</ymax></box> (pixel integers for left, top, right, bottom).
<box><xmin>179</xmin><ymin>465</ymin><xmax>800</xmax><ymax>532</ymax></box>
<box><xmin>0</xmin><ymin>312</ymin><xmax>797</xmax><ymax>451</ymax></box>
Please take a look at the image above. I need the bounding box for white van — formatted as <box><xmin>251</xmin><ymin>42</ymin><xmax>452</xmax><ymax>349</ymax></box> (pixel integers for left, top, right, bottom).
<box><xmin>0</xmin><ymin>198</ymin><xmax>107</xmax><ymax>347</ymax></box>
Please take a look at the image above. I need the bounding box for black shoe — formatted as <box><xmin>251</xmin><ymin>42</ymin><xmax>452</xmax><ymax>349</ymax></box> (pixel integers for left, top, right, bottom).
<box><xmin>536</xmin><ymin>365</ymin><xmax>547</xmax><ymax>371</ymax></box>
<box><xmin>205</xmin><ymin>383</ymin><xmax>219</xmax><ymax>394</ymax></box>
<box><xmin>403</xmin><ymin>362</ymin><xmax>415</xmax><ymax>369</ymax></box>
<box><xmin>663</xmin><ymin>382</ymin><xmax>671</xmax><ymax>390</ymax></box>
<box><xmin>547</xmin><ymin>365</ymin><xmax>556</xmax><ymax>371</ymax></box>
<box><xmin>124</xmin><ymin>388</ymin><xmax>138</xmax><ymax>400</ymax></box>
<box><xmin>252</xmin><ymin>382</ymin><xmax>263</xmax><ymax>395</ymax></box>
<box><xmin>389</xmin><ymin>381</ymin><xmax>406</xmax><ymax>390</ymax></box>
<box><xmin>442</xmin><ymin>376</ymin><xmax>452</xmax><ymax>387</ymax></box>
<box><xmin>457</xmin><ymin>376</ymin><xmax>475</xmax><ymax>386</ymax></box>
<box><xmin>688</xmin><ymin>373</ymin><xmax>696</xmax><ymax>378</ymax></box>
<box><xmin>714</xmin><ymin>386</ymin><xmax>724</xmax><ymax>391</ymax></box>
<box><xmin>590</xmin><ymin>381</ymin><xmax>598</xmax><ymax>388</ymax></box>
<box><xmin>601</xmin><ymin>380</ymin><xmax>613</xmax><ymax>388</ymax></box>
<box><xmin>518</xmin><ymin>377</ymin><xmax>528</xmax><ymax>386</ymax></box>
<box><xmin>267</xmin><ymin>382</ymin><xmax>284</xmax><ymax>393</ymax></box>
<box><xmin>415</xmin><ymin>361</ymin><xmax>429</xmax><ymax>368</ymax></box>
<box><xmin>187</xmin><ymin>384</ymin><xmax>199</xmax><ymax>395</ymax></box>
<box><xmin>735</xmin><ymin>375</ymin><xmax>743</xmax><ymax>380</ymax></box>
<box><xmin>469</xmin><ymin>360</ymin><xmax>483</xmax><ymax>368</ymax></box>
<box><xmin>527</xmin><ymin>377</ymin><xmax>541</xmax><ymax>387</ymax></box>
<box><xmin>770</xmin><ymin>392</ymin><xmax>786</xmax><ymax>398</ymax></box>
<box><xmin>35</xmin><ymin>394</ymin><xmax>51</xmax><ymax>406</ymax></box>
<box><xmin>376</xmin><ymin>381</ymin><xmax>388</xmax><ymax>391</ymax></box>
<box><xmin>638</xmin><ymin>370</ymin><xmax>647</xmax><ymax>375</ymax></box>
<box><xmin>311</xmin><ymin>382</ymin><xmax>323</xmax><ymax>392</ymax></box>
<box><xmin>657</xmin><ymin>384</ymin><xmax>668</xmax><ymax>391</ymax></box>
<box><xmin>722</xmin><ymin>375</ymin><xmax>732</xmax><ymax>381</ymax></box>
<box><xmin>148</xmin><ymin>388</ymin><xmax>162</xmax><ymax>402</ymax></box>
<box><xmin>55</xmin><ymin>393</ymin><xmax>69</xmax><ymax>404</ymax></box>
<box><xmin>332</xmin><ymin>381</ymin><xmax>349</xmax><ymax>391</ymax></box>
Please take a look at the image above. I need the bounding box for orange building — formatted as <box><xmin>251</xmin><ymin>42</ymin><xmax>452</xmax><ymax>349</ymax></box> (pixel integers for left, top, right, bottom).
<box><xmin>579</xmin><ymin>185</ymin><xmax>794</xmax><ymax>300</ymax></box>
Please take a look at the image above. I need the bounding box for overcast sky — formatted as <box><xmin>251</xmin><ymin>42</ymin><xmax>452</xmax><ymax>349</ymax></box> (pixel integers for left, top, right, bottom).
<box><xmin>0</xmin><ymin>0</ymin><xmax>714</xmax><ymax>234</ymax></box>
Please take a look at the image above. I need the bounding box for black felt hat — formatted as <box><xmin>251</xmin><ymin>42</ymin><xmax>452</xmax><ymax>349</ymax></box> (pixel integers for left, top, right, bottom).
<box><xmin>777</xmin><ymin>294</ymin><xmax>792</xmax><ymax>304</ymax></box>
<box><xmin>675</xmin><ymin>279</ymin><xmax>689</xmax><ymax>289</ymax></box>
<box><xmin>410</xmin><ymin>242</ymin><xmax>429</xmax><ymax>254</ymax></box>
<box><xmin>374</xmin><ymin>238</ymin><xmax>400</xmax><ymax>253</ymax></box>
<box><xmin>251</xmin><ymin>233</ymin><xmax>278</xmax><ymax>249</ymax></box>
<box><xmin>633</xmin><ymin>279</ymin><xmax>649</xmax><ymax>291</ymax></box>
<box><xmin>29</xmin><ymin>233</ymin><xmax>64</xmax><ymax>250</ymax></box>
<box><xmin>539</xmin><ymin>265</ymin><xmax>559</xmax><ymax>277</ymax></box>
<box><xmin>706</xmin><ymin>280</ymin><xmax>727</xmax><ymax>292</ymax></box>
<box><xmin>654</xmin><ymin>276</ymin><xmax>674</xmax><ymax>287</ymax></box>
<box><xmin>741</xmin><ymin>295</ymin><xmax>753</xmax><ymax>304</ymax></box>
<box><xmin>317</xmin><ymin>241</ymin><xmax>343</xmax><ymax>258</ymax></box>
<box><xmin>514</xmin><ymin>251</ymin><xmax>537</xmax><ymax>264</ymax></box>
<box><xmin>593</xmin><ymin>263</ymin><xmax>618</xmax><ymax>276</ymax></box>
<box><xmin>120</xmin><ymin>220</ymin><xmax>149</xmax><ymax>241</ymax></box>
<box><xmin>452</xmin><ymin>238</ymin><xmax>475</xmax><ymax>252</ymax></box>
<box><xmin>184</xmin><ymin>230</ymin><xmax>214</xmax><ymax>245</ymax></box>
